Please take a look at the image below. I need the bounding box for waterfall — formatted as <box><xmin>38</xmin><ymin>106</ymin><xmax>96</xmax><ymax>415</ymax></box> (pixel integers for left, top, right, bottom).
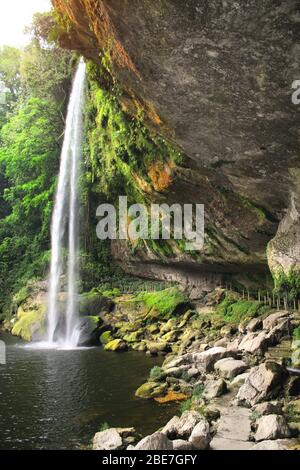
<box><xmin>47</xmin><ymin>60</ymin><xmax>86</xmax><ymax>348</ymax></box>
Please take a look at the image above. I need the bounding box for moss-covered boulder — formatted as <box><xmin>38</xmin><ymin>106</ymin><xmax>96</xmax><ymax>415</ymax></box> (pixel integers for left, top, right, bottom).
<box><xmin>100</xmin><ymin>330</ymin><xmax>113</xmax><ymax>345</ymax></box>
<box><xmin>12</xmin><ymin>305</ymin><xmax>46</xmax><ymax>342</ymax></box>
<box><xmin>146</xmin><ymin>340</ymin><xmax>170</xmax><ymax>355</ymax></box>
<box><xmin>123</xmin><ymin>331</ymin><xmax>142</xmax><ymax>343</ymax></box>
<box><xmin>104</xmin><ymin>339</ymin><xmax>127</xmax><ymax>352</ymax></box>
<box><xmin>79</xmin><ymin>291</ymin><xmax>114</xmax><ymax>317</ymax></box>
<box><xmin>135</xmin><ymin>381</ymin><xmax>167</xmax><ymax>399</ymax></box>
<box><xmin>136</xmin><ymin>288</ymin><xmax>190</xmax><ymax>321</ymax></box>
<box><xmin>161</xmin><ymin>330</ymin><xmax>179</xmax><ymax>343</ymax></box>
<box><xmin>131</xmin><ymin>341</ymin><xmax>147</xmax><ymax>352</ymax></box>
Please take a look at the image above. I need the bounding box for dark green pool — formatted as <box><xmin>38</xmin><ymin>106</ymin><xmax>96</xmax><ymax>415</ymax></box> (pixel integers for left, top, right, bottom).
<box><xmin>0</xmin><ymin>332</ymin><xmax>176</xmax><ymax>449</ymax></box>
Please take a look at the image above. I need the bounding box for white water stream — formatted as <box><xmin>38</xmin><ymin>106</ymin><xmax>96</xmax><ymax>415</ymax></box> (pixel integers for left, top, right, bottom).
<box><xmin>47</xmin><ymin>60</ymin><xmax>86</xmax><ymax>348</ymax></box>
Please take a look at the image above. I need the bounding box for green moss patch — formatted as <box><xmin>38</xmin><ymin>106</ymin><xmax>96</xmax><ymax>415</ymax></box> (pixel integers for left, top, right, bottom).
<box><xmin>215</xmin><ymin>296</ymin><xmax>268</xmax><ymax>325</ymax></box>
<box><xmin>136</xmin><ymin>287</ymin><xmax>188</xmax><ymax>319</ymax></box>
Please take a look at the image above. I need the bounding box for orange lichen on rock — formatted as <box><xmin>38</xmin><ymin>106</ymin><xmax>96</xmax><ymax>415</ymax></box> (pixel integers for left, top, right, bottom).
<box><xmin>145</xmin><ymin>101</ymin><xmax>162</xmax><ymax>126</ymax></box>
<box><xmin>52</xmin><ymin>0</ymin><xmax>140</xmax><ymax>77</ymax></box>
<box><xmin>148</xmin><ymin>160</ymin><xmax>175</xmax><ymax>192</ymax></box>
<box><xmin>154</xmin><ymin>391</ymin><xmax>188</xmax><ymax>404</ymax></box>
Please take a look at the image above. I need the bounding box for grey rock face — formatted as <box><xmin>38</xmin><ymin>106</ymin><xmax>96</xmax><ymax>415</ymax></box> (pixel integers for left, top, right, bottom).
<box><xmin>53</xmin><ymin>0</ymin><xmax>300</xmax><ymax>284</ymax></box>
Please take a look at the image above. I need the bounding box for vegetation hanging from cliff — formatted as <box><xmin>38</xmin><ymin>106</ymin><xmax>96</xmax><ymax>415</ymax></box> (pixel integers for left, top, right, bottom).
<box><xmin>84</xmin><ymin>62</ymin><xmax>183</xmax><ymax>204</ymax></box>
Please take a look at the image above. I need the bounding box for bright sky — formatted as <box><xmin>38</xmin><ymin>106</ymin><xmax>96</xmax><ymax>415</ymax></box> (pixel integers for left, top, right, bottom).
<box><xmin>0</xmin><ymin>0</ymin><xmax>51</xmax><ymax>47</ymax></box>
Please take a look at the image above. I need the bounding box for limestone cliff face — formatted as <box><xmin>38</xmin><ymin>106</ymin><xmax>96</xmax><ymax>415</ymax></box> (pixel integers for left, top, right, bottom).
<box><xmin>52</xmin><ymin>0</ymin><xmax>300</xmax><ymax>285</ymax></box>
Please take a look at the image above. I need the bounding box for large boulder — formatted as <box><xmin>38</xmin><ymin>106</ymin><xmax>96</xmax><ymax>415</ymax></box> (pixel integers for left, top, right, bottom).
<box><xmin>246</xmin><ymin>318</ymin><xmax>263</xmax><ymax>333</ymax></box>
<box><xmin>93</xmin><ymin>428</ymin><xmax>123</xmax><ymax>450</ymax></box>
<box><xmin>172</xmin><ymin>439</ymin><xmax>194</xmax><ymax>450</ymax></box>
<box><xmin>104</xmin><ymin>339</ymin><xmax>127</xmax><ymax>352</ymax></box>
<box><xmin>262</xmin><ymin>311</ymin><xmax>289</xmax><ymax>331</ymax></box>
<box><xmin>11</xmin><ymin>305</ymin><xmax>46</xmax><ymax>342</ymax></box>
<box><xmin>236</xmin><ymin>361</ymin><xmax>286</xmax><ymax>407</ymax></box>
<box><xmin>251</xmin><ymin>439</ymin><xmax>293</xmax><ymax>450</ymax></box>
<box><xmin>203</xmin><ymin>378</ymin><xmax>227</xmax><ymax>400</ymax></box>
<box><xmin>162</xmin><ymin>411</ymin><xmax>203</xmax><ymax>439</ymax></box>
<box><xmin>238</xmin><ymin>331</ymin><xmax>269</xmax><ymax>355</ymax></box>
<box><xmin>254</xmin><ymin>401</ymin><xmax>282</xmax><ymax>416</ymax></box>
<box><xmin>188</xmin><ymin>420</ymin><xmax>211</xmax><ymax>450</ymax></box>
<box><xmin>254</xmin><ymin>415</ymin><xmax>291</xmax><ymax>441</ymax></box>
<box><xmin>135</xmin><ymin>381</ymin><xmax>167</xmax><ymax>399</ymax></box>
<box><xmin>134</xmin><ymin>432</ymin><xmax>173</xmax><ymax>450</ymax></box>
<box><xmin>214</xmin><ymin>358</ymin><xmax>248</xmax><ymax>379</ymax></box>
<box><xmin>192</xmin><ymin>347</ymin><xmax>228</xmax><ymax>372</ymax></box>
<box><xmin>77</xmin><ymin>316</ymin><xmax>102</xmax><ymax>345</ymax></box>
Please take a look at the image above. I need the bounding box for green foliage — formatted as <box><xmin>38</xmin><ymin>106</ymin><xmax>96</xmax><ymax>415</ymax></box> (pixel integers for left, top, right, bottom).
<box><xmin>0</xmin><ymin>97</ymin><xmax>64</xmax><ymax>313</ymax></box>
<box><xmin>193</xmin><ymin>383</ymin><xmax>204</xmax><ymax>398</ymax></box>
<box><xmin>149</xmin><ymin>366</ymin><xmax>164</xmax><ymax>380</ymax></box>
<box><xmin>101</xmin><ymin>288</ymin><xmax>121</xmax><ymax>298</ymax></box>
<box><xmin>0</xmin><ymin>46</ymin><xmax>21</xmax><ymax>128</ymax></box>
<box><xmin>136</xmin><ymin>288</ymin><xmax>187</xmax><ymax>317</ymax></box>
<box><xmin>293</xmin><ymin>327</ymin><xmax>300</xmax><ymax>341</ymax></box>
<box><xmin>179</xmin><ymin>398</ymin><xmax>192</xmax><ymax>414</ymax></box>
<box><xmin>20</xmin><ymin>41</ymin><xmax>75</xmax><ymax>102</ymax></box>
<box><xmin>0</xmin><ymin>15</ymin><xmax>74</xmax><ymax>316</ymax></box>
<box><xmin>273</xmin><ymin>269</ymin><xmax>300</xmax><ymax>300</ymax></box>
<box><xmin>99</xmin><ymin>422</ymin><xmax>110</xmax><ymax>432</ymax></box>
<box><xmin>84</xmin><ymin>62</ymin><xmax>182</xmax><ymax>204</ymax></box>
<box><xmin>215</xmin><ymin>296</ymin><xmax>268</xmax><ymax>324</ymax></box>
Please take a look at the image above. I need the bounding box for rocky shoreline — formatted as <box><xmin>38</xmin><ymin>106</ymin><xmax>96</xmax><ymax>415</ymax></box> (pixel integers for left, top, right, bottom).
<box><xmin>92</xmin><ymin>288</ymin><xmax>300</xmax><ymax>451</ymax></box>
<box><xmin>4</xmin><ymin>283</ymin><xmax>300</xmax><ymax>451</ymax></box>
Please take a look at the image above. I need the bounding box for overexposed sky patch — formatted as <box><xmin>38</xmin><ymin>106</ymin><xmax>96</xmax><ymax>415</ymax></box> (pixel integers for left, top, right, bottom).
<box><xmin>0</xmin><ymin>0</ymin><xmax>51</xmax><ymax>47</ymax></box>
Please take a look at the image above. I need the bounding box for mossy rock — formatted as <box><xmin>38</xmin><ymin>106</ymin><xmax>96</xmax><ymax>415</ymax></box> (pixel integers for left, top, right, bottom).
<box><xmin>118</xmin><ymin>322</ymin><xmax>143</xmax><ymax>335</ymax></box>
<box><xmin>12</xmin><ymin>306</ymin><xmax>46</xmax><ymax>342</ymax></box>
<box><xmin>100</xmin><ymin>330</ymin><xmax>113</xmax><ymax>345</ymax></box>
<box><xmin>104</xmin><ymin>339</ymin><xmax>127</xmax><ymax>352</ymax></box>
<box><xmin>79</xmin><ymin>292</ymin><xmax>114</xmax><ymax>316</ymax></box>
<box><xmin>146</xmin><ymin>324</ymin><xmax>160</xmax><ymax>335</ymax></box>
<box><xmin>123</xmin><ymin>331</ymin><xmax>142</xmax><ymax>343</ymax></box>
<box><xmin>131</xmin><ymin>341</ymin><xmax>147</xmax><ymax>352</ymax></box>
<box><xmin>135</xmin><ymin>381</ymin><xmax>167</xmax><ymax>399</ymax></box>
<box><xmin>160</xmin><ymin>318</ymin><xmax>178</xmax><ymax>334</ymax></box>
<box><xmin>161</xmin><ymin>330</ymin><xmax>178</xmax><ymax>342</ymax></box>
<box><xmin>136</xmin><ymin>288</ymin><xmax>190</xmax><ymax>320</ymax></box>
<box><xmin>146</xmin><ymin>340</ymin><xmax>170</xmax><ymax>354</ymax></box>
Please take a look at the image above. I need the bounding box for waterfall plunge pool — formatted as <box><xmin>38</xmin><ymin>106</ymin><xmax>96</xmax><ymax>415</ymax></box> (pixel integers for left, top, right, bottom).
<box><xmin>0</xmin><ymin>331</ymin><xmax>177</xmax><ymax>450</ymax></box>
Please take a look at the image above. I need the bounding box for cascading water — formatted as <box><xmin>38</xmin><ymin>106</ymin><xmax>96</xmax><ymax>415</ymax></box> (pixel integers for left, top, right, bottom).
<box><xmin>47</xmin><ymin>60</ymin><xmax>86</xmax><ymax>348</ymax></box>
